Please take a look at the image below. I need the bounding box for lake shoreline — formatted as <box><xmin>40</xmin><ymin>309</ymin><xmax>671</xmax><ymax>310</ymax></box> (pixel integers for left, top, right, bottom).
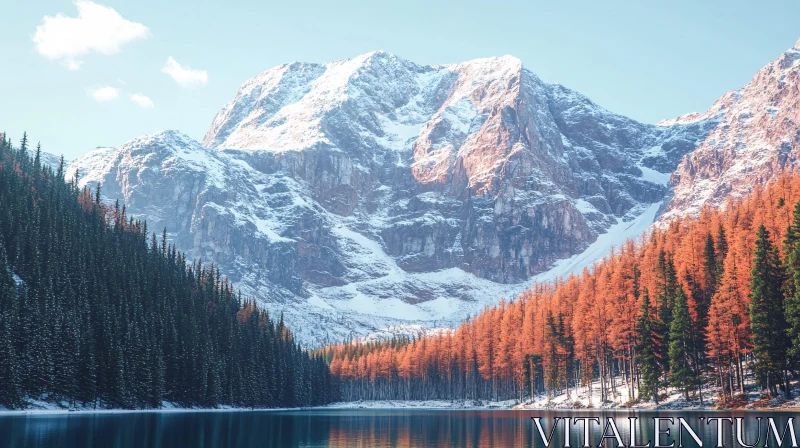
<box><xmin>0</xmin><ymin>408</ymin><xmax>299</xmax><ymax>416</ymax></box>
<box><xmin>0</xmin><ymin>402</ymin><xmax>302</xmax><ymax>416</ymax></box>
<box><xmin>320</xmin><ymin>399</ymin><xmax>800</xmax><ymax>412</ymax></box>
<box><xmin>3</xmin><ymin>390</ymin><xmax>799</xmax><ymax>415</ymax></box>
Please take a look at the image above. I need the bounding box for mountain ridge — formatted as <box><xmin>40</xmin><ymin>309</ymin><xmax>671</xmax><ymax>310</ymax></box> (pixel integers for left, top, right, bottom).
<box><xmin>58</xmin><ymin>42</ymin><xmax>799</xmax><ymax>346</ymax></box>
<box><xmin>662</xmin><ymin>39</ymin><xmax>800</xmax><ymax>223</ymax></box>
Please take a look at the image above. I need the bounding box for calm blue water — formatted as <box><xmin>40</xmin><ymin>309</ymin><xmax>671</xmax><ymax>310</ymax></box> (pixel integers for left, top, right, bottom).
<box><xmin>0</xmin><ymin>409</ymin><xmax>796</xmax><ymax>447</ymax></box>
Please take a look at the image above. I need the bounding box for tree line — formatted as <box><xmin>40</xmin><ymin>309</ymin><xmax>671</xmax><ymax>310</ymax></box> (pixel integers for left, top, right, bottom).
<box><xmin>0</xmin><ymin>133</ymin><xmax>340</xmax><ymax>409</ymax></box>
<box><xmin>322</xmin><ymin>175</ymin><xmax>800</xmax><ymax>404</ymax></box>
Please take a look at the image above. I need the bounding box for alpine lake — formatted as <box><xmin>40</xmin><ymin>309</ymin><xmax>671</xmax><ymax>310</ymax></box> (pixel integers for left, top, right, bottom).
<box><xmin>2</xmin><ymin>408</ymin><xmax>799</xmax><ymax>447</ymax></box>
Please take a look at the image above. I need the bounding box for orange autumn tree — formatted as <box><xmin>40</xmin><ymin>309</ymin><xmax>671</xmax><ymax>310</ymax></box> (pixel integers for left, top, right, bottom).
<box><xmin>320</xmin><ymin>174</ymin><xmax>800</xmax><ymax>403</ymax></box>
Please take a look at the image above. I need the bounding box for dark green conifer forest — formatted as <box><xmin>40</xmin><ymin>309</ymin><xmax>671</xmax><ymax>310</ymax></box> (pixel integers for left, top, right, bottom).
<box><xmin>0</xmin><ymin>133</ymin><xmax>339</xmax><ymax>409</ymax></box>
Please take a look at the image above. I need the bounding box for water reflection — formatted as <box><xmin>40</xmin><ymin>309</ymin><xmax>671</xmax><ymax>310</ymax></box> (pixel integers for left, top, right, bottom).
<box><xmin>0</xmin><ymin>409</ymin><xmax>795</xmax><ymax>447</ymax></box>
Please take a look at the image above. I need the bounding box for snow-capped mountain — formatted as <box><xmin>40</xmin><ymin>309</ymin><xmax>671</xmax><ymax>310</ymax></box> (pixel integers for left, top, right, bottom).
<box><xmin>662</xmin><ymin>38</ymin><xmax>800</xmax><ymax>222</ymax></box>
<box><xmin>67</xmin><ymin>51</ymin><xmax>722</xmax><ymax>345</ymax></box>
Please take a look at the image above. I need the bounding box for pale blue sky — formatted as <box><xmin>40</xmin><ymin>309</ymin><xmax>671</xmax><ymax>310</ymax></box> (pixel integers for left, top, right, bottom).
<box><xmin>1</xmin><ymin>0</ymin><xmax>799</xmax><ymax>159</ymax></box>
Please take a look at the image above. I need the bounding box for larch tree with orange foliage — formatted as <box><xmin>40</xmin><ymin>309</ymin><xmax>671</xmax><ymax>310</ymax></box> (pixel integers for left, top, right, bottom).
<box><xmin>322</xmin><ymin>175</ymin><xmax>800</xmax><ymax>404</ymax></box>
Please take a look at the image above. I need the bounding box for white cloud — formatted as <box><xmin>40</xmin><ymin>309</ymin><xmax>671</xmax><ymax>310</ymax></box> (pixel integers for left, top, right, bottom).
<box><xmin>90</xmin><ymin>86</ymin><xmax>119</xmax><ymax>102</ymax></box>
<box><xmin>130</xmin><ymin>93</ymin><xmax>154</xmax><ymax>109</ymax></box>
<box><xmin>162</xmin><ymin>57</ymin><xmax>208</xmax><ymax>88</ymax></box>
<box><xmin>33</xmin><ymin>1</ymin><xmax>150</xmax><ymax>70</ymax></box>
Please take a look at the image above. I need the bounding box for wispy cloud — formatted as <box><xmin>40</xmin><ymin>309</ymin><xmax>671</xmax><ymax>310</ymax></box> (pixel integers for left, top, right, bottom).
<box><xmin>162</xmin><ymin>57</ymin><xmax>208</xmax><ymax>88</ymax></box>
<box><xmin>129</xmin><ymin>93</ymin><xmax>154</xmax><ymax>109</ymax></box>
<box><xmin>33</xmin><ymin>1</ymin><xmax>150</xmax><ymax>70</ymax></box>
<box><xmin>90</xmin><ymin>86</ymin><xmax>119</xmax><ymax>102</ymax></box>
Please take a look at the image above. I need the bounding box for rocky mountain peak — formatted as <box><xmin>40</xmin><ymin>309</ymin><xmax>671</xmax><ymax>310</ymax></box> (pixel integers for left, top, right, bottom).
<box><xmin>449</xmin><ymin>54</ymin><xmax>522</xmax><ymax>74</ymax></box>
<box><xmin>661</xmin><ymin>38</ymin><xmax>800</xmax><ymax>223</ymax></box>
<box><xmin>129</xmin><ymin>130</ymin><xmax>198</xmax><ymax>152</ymax></box>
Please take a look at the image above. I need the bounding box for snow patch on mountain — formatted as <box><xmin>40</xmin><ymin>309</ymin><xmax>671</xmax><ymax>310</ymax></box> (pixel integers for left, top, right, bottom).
<box><xmin>530</xmin><ymin>201</ymin><xmax>661</xmax><ymax>283</ymax></box>
<box><xmin>65</xmin><ymin>147</ymin><xmax>117</xmax><ymax>183</ymax></box>
<box><xmin>638</xmin><ymin>166</ymin><xmax>671</xmax><ymax>186</ymax></box>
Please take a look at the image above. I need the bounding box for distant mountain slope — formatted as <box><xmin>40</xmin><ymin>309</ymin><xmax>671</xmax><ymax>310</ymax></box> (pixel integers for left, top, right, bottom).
<box><xmin>67</xmin><ymin>52</ymin><xmax>723</xmax><ymax>345</ymax></box>
<box><xmin>662</xmin><ymin>39</ymin><xmax>800</xmax><ymax>222</ymax></box>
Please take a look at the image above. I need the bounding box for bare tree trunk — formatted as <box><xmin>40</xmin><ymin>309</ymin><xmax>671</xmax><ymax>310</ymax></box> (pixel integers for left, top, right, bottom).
<box><xmin>784</xmin><ymin>370</ymin><xmax>792</xmax><ymax>399</ymax></box>
<box><xmin>629</xmin><ymin>347</ymin><xmax>635</xmax><ymax>400</ymax></box>
<box><xmin>600</xmin><ymin>354</ymin><xmax>607</xmax><ymax>403</ymax></box>
<box><xmin>588</xmin><ymin>361</ymin><xmax>594</xmax><ymax>406</ymax></box>
<box><xmin>529</xmin><ymin>358</ymin><xmax>534</xmax><ymax>400</ymax></box>
<box><xmin>727</xmin><ymin>360</ymin><xmax>734</xmax><ymax>401</ymax></box>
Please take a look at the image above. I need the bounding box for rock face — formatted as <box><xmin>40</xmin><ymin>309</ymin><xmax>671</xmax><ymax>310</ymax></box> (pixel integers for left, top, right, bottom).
<box><xmin>662</xmin><ymin>39</ymin><xmax>800</xmax><ymax>222</ymax></box>
<box><xmin>68</xmin><ymin>52</ymin><xmax>720</xmax><ymax>345</ymax></box>
<box><xmin>202</xmin><ymin>52</ymin><xmax>717</xmax><ymax>279</ymax></box>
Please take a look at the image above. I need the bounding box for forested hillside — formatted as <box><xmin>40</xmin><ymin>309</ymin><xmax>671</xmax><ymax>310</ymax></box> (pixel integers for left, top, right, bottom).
<box><xmin>0</xmin><ymin>133</ymin><xmax>339</xmax><ymax>410</ymax></box>
<box><xmin>322</xmin><ymin>175</ymin><xmax>800</xmax><ymax>404</ymax></box>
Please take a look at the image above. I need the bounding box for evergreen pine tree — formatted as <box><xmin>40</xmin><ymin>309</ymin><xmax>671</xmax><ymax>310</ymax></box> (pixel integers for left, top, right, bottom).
<box><xmin>784</xmin><ymin>201</ymin><xmax>800</xmax><ymax>371</ymax></box>
<box><xmin>655</xmin><ymin>251</ymin><xmax>677</xmax><ymax>380</ymax></box>
<box><xmin>750</xmin><ymin>224</ymin><xmax>790</xmax><ymax>397</ymax></box>
<box><xmin>701</xmin><ymin>233</ymin><xmax>717</xmax><ymax>320</ymax></box>
<box><xmin>635</xmin><ymin>289</ymin><xmax>660</xmax><ymax>403</ymax></box>
<box><xmin>668</xmin><ymin>286</ymin><xmax>697</xmax><ymax>400</ymax></box>
<box><xmin>715</xmin><ymin>224</ymin><xmax>728</xmax><ymax>286</ymax></box>
<box><xmin>0</xmin><ymin>311</ymin><xmax>22</xmax><ymax>408</ymax></box>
